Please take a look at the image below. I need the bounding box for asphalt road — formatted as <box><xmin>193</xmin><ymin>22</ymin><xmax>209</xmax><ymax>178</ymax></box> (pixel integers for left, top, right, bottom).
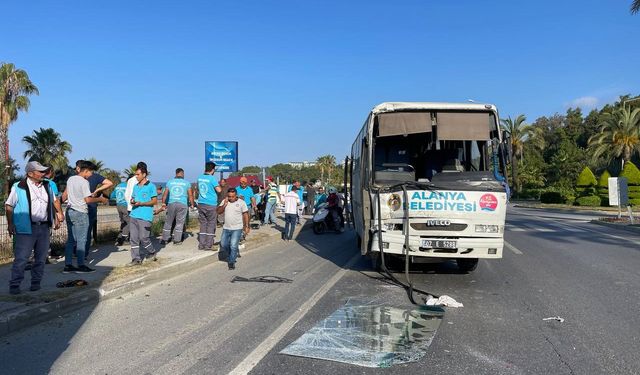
<box><xmin>2</xmin><ymin>207</ymin><xmax>639</xmax><ymax>374</ymax></box>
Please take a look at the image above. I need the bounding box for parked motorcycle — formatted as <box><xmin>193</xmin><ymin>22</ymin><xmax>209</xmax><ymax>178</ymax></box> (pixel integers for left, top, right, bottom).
<box><xmin>312</xmin><ymin>203</ymin><xmax>344</xmax><ymax>234</ymax></box>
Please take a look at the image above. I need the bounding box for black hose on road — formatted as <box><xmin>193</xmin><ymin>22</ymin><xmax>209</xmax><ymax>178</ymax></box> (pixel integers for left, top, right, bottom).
<box><xmin>375</xmin><ymin>187</ymin><xmax>439</xmax><ymax>305</ymax></box>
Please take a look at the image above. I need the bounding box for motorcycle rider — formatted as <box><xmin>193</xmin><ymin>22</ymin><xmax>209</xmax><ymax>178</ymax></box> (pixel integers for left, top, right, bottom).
<box><xmin>326</xmin><ymin>187</ymin><xmax>344</xmax><ymax>233</ymax></box>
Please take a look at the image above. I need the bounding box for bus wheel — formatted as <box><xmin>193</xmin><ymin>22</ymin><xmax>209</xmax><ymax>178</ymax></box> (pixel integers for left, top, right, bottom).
<box><xmin>313</xmin><ymin>222</ymin><xmax>326</xmax><ymax>234</ymax></box>
<box><xmin>456</xmin><ymin>258</ymin><xmax>479</xmax><ymax>273</ymax></box>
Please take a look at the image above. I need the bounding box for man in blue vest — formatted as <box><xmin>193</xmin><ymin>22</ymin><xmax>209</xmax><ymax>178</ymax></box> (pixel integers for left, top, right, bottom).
<box><xmin>160</xmin><ymin>168</ymin><xmax>194</xmax><ymax>245</ymax></box>
<box><xmin>5</xmin><ymin>161</ymin><xmax>63</xmax><ymax>294</ymax></box>
<box><xmin>111</xmin><ymin>176</ymin><xmax>130</xmax><ymax>246</ymax></box>
<box><xmin>196</xmin><ymin>162</ymin><xmax>222</xmax><ymax>250</ymax></box>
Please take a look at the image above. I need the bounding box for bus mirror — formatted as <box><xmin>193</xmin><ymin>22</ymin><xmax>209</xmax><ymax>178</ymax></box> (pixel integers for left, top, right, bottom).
<box><xmin>490</xmin><ymin>138</ymin><xmax>500</xmax><ymax>153</ymax></box>
<box><xmin>499</xmin><ymin>143</ymin><xmax>510</xmax><ymax>165</ymax></box>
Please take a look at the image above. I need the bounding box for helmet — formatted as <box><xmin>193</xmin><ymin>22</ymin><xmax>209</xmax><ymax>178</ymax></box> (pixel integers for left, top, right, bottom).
<box><xmin>328</xmin><ymin>187</ymin><xmax>337</xmax><ymax>194</ymax></box>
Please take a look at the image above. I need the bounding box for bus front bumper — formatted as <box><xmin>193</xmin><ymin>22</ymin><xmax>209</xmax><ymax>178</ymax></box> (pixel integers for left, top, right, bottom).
<box><xmin>370</xmin><ymin>231</ymin><xmax>503</xmax><ymax>259</ymax></box>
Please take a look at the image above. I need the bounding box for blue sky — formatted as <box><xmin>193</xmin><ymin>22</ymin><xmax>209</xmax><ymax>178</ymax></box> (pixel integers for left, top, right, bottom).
<box><xmin>4</xmin><ymin>0</ymin><xmax>639</xmax><ymax>182</ymax></box>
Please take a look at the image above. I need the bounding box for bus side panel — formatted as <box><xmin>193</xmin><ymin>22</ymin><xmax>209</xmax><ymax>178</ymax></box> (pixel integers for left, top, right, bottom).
<box><xmin>351</xmin><ymin>115</ymin><xmax>371</xmax><ymax>255</ymax></box>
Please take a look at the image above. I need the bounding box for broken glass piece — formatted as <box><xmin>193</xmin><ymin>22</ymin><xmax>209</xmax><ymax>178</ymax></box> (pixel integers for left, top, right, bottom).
<box><xmin>280</xmin><ymin>300</ymin><xmax>444</xmax><ymax>368</ymax></box>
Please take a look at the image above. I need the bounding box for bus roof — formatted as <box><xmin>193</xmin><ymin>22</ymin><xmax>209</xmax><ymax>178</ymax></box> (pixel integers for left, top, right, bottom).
<box><xmin>371</xmin><ymin>102</ymin><xmax>497</xmax><ymax>115</ymax></box>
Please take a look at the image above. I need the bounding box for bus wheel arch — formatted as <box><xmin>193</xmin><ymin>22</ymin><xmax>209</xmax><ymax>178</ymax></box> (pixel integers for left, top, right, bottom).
<box><xmin>456</xmin><ymin>258</ymin><xmax>479</xmax><ymax>273</ymax></box>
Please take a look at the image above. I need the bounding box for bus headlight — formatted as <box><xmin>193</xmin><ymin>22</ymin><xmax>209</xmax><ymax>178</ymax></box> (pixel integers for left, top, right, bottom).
<box><xmin>475</xmin><ymin>224</ymin><xmax>499</xmax><ymax>233</ymax></box>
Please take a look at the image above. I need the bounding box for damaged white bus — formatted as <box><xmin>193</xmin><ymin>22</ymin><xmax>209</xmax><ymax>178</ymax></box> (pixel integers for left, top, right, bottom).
<box><xmin>350</xmin><ymin>102</ymin><xmax>509</xmax><ymax>273</ymax></box>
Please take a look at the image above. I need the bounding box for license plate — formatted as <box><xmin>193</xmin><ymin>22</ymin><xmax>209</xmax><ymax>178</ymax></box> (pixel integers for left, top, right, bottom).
<box><xmin>421</xmin><ymin>239</ymin><xmax>457</xmax><ymax>249</ymax></box>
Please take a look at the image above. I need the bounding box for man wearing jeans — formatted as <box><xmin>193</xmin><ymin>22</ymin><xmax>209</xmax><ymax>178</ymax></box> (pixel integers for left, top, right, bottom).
<box><xmin>282</xmin><ymin>186</ymin><xmax>300</xmax><ymax>241</ymax></box>
<box><xmin>62</xmin><ymin>161</ymin><xmax>107</xmax><ymax>273</ymax></box>
<box><xmin>75</xmin><ymin>160</ymin><xmax>113</xmax><ymax>251</ymax></box>
<box><xmin>216</xmin><ymin>188</ymin><xmax>250</xmax><ymax>270</ymax></box>
<box><xmin>196</xmin><ymin>162</ymin><xmax>221</xmax><ymax>250</ymax></box>
<box><xmin>5</xmin><ymin>161</ymin><xmax>63</xmax><ymax>294</ymax></box>
<box><xmin>288</xmin><ymin>180</ymin><xmax>304</xmax><ymax>224</ymax></box>
<box><xmin>262</xmin><ymin>179</ymin><xmax>280</xmax><ymax>226</ymax></box>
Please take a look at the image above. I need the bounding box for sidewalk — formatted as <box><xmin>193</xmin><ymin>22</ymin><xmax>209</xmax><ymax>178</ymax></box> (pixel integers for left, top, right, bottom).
<box><xmin>0</xmin><ymin>216</ymin><xmax>310</xmax><ymax>338</ymax></box>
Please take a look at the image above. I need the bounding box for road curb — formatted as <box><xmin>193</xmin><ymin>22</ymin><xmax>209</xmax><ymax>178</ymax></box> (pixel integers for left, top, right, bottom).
<box><xmin>513</xmin><ymin>204</ymin><xmax>619</xmax><ymax>215</ymax></box>
<box><xmin>590</xmin><ymin>220</ymin><xmax>640</xmax><ymax>234</ymax></box>
<box><xmin>0</xmin><ymin>221</ymin><xmax>310</xmax><ymax>338</ymax></box>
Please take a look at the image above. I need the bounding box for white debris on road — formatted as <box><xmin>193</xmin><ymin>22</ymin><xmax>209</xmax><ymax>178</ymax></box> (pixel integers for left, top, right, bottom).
<box><xmin>542</xmin><ymin>316</ymin><xmax>565</xmax><ymax>323</ymax></box>
<box><xmin>425</xmin><ymin>295</ymin><xmax>464</xmax><ymax>308</ymax></box>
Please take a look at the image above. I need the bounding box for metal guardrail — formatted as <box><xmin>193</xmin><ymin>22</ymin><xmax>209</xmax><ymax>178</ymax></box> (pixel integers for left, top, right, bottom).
<box><xmin>0</xmin><ymin>206</ymin><xmax>166</xmax><ymax>262</ymax></box>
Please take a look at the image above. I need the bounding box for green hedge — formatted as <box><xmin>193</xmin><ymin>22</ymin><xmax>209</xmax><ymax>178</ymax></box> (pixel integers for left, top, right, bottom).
<box><xmin>630</xmin><ymin>198</ymin><xmax>640</xmax><ymax>206</ymax></box>
<box><xmin>540</xmin><ymin>191</ymin><xmax>564</xmax><ymax>204</ymax></box>
<box><xmin>575</xmin><ymin>195</ymin><xmax>601</xmax><ymax>206</ymax></box>
<box><xmin>518</xmin><ymin>189</ymin><xmax>541</xmax><ymax>200</ymax></box>
<box><xmin>629</xmin><ymin>186</ymin><xmax>640</xmax><ymax>193</ymax></box>
<box><xmin>598</xmin><ymin>170</ymin><xmax>611</xmax><ymax>188</ymax></box>
<box><xmin>576</xmin><ymin>167</ymin><xmax>597</xmax><ymax>187</ymax></box>
<box><xmin>620</xmin><ymin>162</ymin><xmax>640</xmax><ymax>185</ymax></box>
<box><xmin>576</xmin><ymin>186</ymin><xmax>597</xmax><ymax>196</ymax></box>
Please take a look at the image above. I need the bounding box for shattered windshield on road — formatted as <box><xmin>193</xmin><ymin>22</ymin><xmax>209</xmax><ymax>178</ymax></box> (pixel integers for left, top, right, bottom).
<box><xmin>280</xmin><ymin>299</ymin><xmax>444</xmax><ymax>368</ymax></box>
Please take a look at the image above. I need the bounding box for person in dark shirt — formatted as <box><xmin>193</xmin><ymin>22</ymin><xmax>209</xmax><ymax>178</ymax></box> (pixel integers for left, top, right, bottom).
<box><xmin>250</xmin><ymin>179</ymin><xmax>260</xmax><ymax>195</ymax></box>
<box><xmin>305</xmin><ymin>182</ymin><xmax>316</xmax><ymax>214</ymax></box>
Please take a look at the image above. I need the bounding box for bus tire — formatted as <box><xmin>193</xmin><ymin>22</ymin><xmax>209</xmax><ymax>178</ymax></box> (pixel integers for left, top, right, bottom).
<box><xmin>456</xmin><ymin>258</ymin><xmax>479</xmax><ymax>273</ymax></box>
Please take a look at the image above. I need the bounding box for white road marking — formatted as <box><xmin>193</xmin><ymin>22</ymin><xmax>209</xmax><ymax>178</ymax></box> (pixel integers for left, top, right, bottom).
<box><xmin>537</xmin><ymin>228</ymin><xmax>555</xmax><ymax>232</ymax></box>
<box><xmin>565</xmin><ymin>227</ymin><xmax>588</xmax><ymax>233</ymax></box>
<box><xmin>504</xmin><ymin>241</ymin><xmax>523</xmax><ymax>255</ymax></box>
<box><xmin>508</xmin><ymin>227</ymin><xmax>527</xmax><ymax>232</ymax></box>
<box><xmin>228</xmin><ymin>252</ymin><xmax>361</xmax><ymax>375</ymax></box>
<box><xmin>561</xmin><ymin>221</ymin><xmax>640</xmax><ymax>246</ymax></box>
<box><xmin>511</xmin><ymin>209</ymin><xmax>640</xmax><ymax>245</ymax></box>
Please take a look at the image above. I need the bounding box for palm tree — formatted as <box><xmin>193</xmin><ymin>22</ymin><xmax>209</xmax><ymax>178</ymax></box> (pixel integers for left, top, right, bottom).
<box><xmin>85</xmin><ymin>157</ymin><xmax>105</xmax><ymax>173</ymax></box>
<box><xmin>123</xmin><ymin>164</ymin><xmax>138</xmax><ymax>177</ymax></box>
<box><xmin>632</xmin><ymin>0</ymin><xmax>640</xmax><ymax>14</ymax></box>
<box><xmin>316</xmin><ymin>155</ymin><xmax>336</xmax><ymax>184</ymax></box>
<box><xmin>500</xmin><ymin>115</ymin><xmax>534</xmax><ymax>193</ymax></box>
<box><xmin>22</xmin><ymin>127</ymin><xmax>72</xmax><ymax>174</ymax></box>
<box><xmin>0</xmin><ymin>62</ymin><xmax>39</xmax><ymax>191</ymax></box>
<box><xmin>588</xmin><ymin>106</ymin><xmax>640</xmax><ymax>167</ymax></box>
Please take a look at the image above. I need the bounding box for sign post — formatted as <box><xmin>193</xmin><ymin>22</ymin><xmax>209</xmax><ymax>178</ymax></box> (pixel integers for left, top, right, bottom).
<box><xmin>204</xmin><ymin>141</ymin><xmax>238</xmax><ymax>173</ymax></box>
<box><xmin>608</xmin><ymin>177</ymin><xmax>628</xmax><ymax>219</ymax></box>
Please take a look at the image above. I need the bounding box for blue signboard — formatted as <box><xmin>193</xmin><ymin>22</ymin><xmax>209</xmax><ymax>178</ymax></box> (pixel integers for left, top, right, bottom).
<box><xmin>205</xmin><ymin>141</ymin><xmax>238</xmax><ymax>172</ymax></box>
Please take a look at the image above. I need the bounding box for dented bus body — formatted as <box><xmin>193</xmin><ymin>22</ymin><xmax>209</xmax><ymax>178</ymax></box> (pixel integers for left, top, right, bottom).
<box><xmin>350</xmin><ymin>102</ymin><xmax>509</xmax><ymax>272</ymax></box>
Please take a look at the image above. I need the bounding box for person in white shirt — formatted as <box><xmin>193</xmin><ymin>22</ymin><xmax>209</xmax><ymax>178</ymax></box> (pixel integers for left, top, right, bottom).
<box><xmin>61</xmin><ymin>162</ymin><xmax>108</xmax><ymax>274</ymax></box>
<box><xmin>216</xmin><ymin>188</ymin><xmax>250</xmax><ymax>270</ymax></box>
<box><xmin>282</xmin><ymin>186</ymin><xmax>300</xmax><ymax>241</ymax></box>
<box><xmin>5</xmin><ymin>161</ymin><xmax>63</xmax><ymax>294</ymax></box>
